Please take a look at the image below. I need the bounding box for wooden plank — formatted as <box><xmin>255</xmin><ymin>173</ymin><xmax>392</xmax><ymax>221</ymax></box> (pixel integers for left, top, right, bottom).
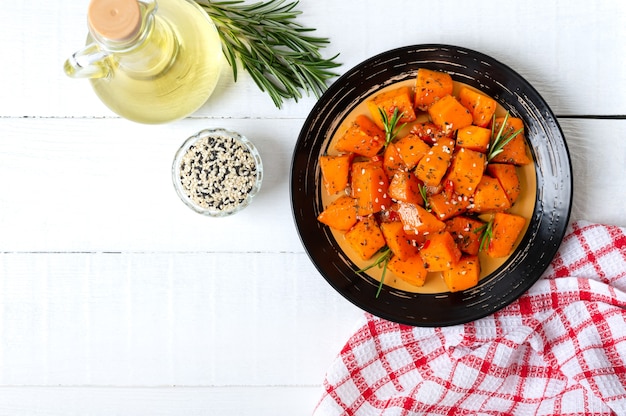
<box><xmin>0</xmin><ymin>117</ymin><xmax>301</xmax><ymax>252</ymax></box>
<box><xmin>1</xmin><ymin>0</ymin><xmax>625</xmax><ymax>118</ymax></box>
<box><xmin>0</xmin><ymin>386</ymin><xmax>323</xmax><ymax>416</ymax></box>
<box><xmin>0</xmin><ymin>252</ymin><xmax>362</xmax><ymax>386</ymax></box>
<box><xmin>562</xmin><ymin>118</ymin><xmax>626</xmax><ymax>227</ymax></box>
<box><xmin>0</xmin><ymin>118</ymin><xmax>624</xmax><ymax>253</ymax></box>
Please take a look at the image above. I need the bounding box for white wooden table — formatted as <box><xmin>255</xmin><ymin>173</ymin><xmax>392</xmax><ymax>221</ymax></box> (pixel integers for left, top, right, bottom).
<box><xmin>1</xmin><ymin>1</ymin><xmax>625</xmax><ymax>414</ymax></box>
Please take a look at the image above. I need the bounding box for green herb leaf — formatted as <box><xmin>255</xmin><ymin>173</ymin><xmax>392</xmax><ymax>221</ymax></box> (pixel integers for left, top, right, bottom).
<box><xmin>378</xmin><ymin>107</ymin><xmax>406</xmax><ymax>149</ymax></box>
<box><xmin>487</xmin><ymin>111</ymin><xmax>524</xmax><ymax>161</ymax></box>
<box><xmin>196</xmin><ymin>0</ymin><xmax>341</xmax><ymax>108</ymax></box>
<box><xmin>357</xmin><ymin>247</ymin><xmax>392</xmax><ymax>298</ymax></box>
<box><xmin>418</xmin><ymin>183</ymin><xmax>431</xmax><ymax>211</ymax></box>
<box><xmin>475</xmin><ymin>217</ymin><xmax>494</xmax><ymax>252</ymax></box>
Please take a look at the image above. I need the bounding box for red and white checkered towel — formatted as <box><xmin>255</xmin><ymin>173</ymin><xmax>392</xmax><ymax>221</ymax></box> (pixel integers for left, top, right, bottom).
<box><xmin>314</xmin><ymin>221</ymin><xmax>626</xmax><ymax>415</ymax></box>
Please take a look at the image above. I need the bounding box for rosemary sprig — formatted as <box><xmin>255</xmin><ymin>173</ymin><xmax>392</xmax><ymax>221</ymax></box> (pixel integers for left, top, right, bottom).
<box><xmin>196</xmin><ymin>0</ymin><xmax>341</xmax><ymax>108</ymax></box>
<box><xmin>378</xmin><ymin>107</ymin><xmax>407</xmax><ymax>148</ymax></box>
<box><xmin>418</xmin><ymin>183</ymin><xmax>431</xmax><ymax>211</ymax></box>
<box><xmin>487</xmin><ymin>112</ymin><xmax>524</xmax><ymax>161</ymax></box>
<box><xmin>357</xmin><ymin>247</ymin><xmax>392</xmax><ymax>298</ymax></box>
<box><xmin>475</xmin><ymin>217</ymin><xmax>494</xmax><ymax>252</ymax></box>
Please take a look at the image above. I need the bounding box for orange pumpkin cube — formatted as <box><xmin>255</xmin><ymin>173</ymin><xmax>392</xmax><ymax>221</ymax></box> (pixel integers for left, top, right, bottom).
<box><xmin>393</xmin><ymin>133</ymin><xmax>432</xmax><ymax>170</ymax></box>
<box><xmin>317</xmin><ymin>195</ymin><xmax>358</xmax><ymax>231</ymax></box>
<box><xmin>487</xmin><ymin>212</ymin><xmax>526</xmax><ymax>258</ymax></box>
<box><xmin>491</xmin><ymin>117</ymin><xmax>531</xmax><ymax>165</ymax></box>
<box><xmin>486</xmin><ymin>163</ymin><xmax>521</xmax><ymax>204</ymax></box>
<box><xmin>387</xmin><ymin>254</ymin><xmax>428</xmax><ymax>287</ymax></box>
<box><xmin>351</xmin><ymin>160</ymin><xmax>392</xmax><ymax>216</ymax></box>
<box><xmin>388</xmin><ymin>169</ymin><xmax>423</xmax><ymax>205</ymax></box>
<box><xmin>335</xmin><ymin>115</ymin><xmax>386</xmax><ymax>157</ymax></box>
<box><xmin>367</xmin><ymin>86</ymin><xmax>417</xmax><ymax>129</ymax></box>
<box><xmin>429</xmin><ymin>191</ymin><xmax>470</xmax><ymax>221</ymax></box>
<box><xmin>415</xmin><ymin>138</ymin><xmax>455</xmax><ymax>187</ymax></box>
<box><xmin>446</xmin><ymin>147</ymin><xmax>486</xmax><ymax>196</ymax></box>
<box><xmin>456</xmin><ymin>125</ymin><xmax>492</xmax><ymax>153</ymax></box>
<box><xmin>445</xmin><ymin>216</ymin><xmax>485</xmax><ymax>256</ymax></box>
<box><xmin>396</xmin><ymin>202</ymin><xmax>446</xmax><ymax>237</ymax></box>
<box><xmin>344</xmin><ymin>216</ymin><xmax>387</xmax><ymax>261</ymax></box>
<box><xmin>410</xmin><ymin>121</ymin><xmax>453</xmax><ymax>145</ymax></box>
<box><xmin>427</xmin><ymin>95</ymin><xmax>473</xmax><ymax>132</ymax></box>
<box><xmin>491</xmin><ymin>134</ymin><xmax>531</xmax><ymax>166</ymax></box>
<box><xmin>380</xmin><ymin>221</ymin><xmax>420</xmax><ymax>260</ymax></box>
<box><xmin>470</xmin><ymin>175</ymin><xmax>512</xmax><ymax>213</ymax></box>
<box><xmin>458</xmin><ymin>86</ymin><xmax>497</xmax><ymax>127</ymax></box>
<box><xmin>383</xmin><ymin>142</ymin><xmax>406</xmax><ymax>178</ymax></box>
<box><xmin>420</xmin><ymin>231</ymin><xmax>462</xmax><ymax>272</ymax></box>
<box><xmin>319</xmin><ymin>153</ymin><xmax>353</xmax><ymax>195</ymax></box>
<box><xmin>414</xmin><ymin>68</ymin><xmax>454</xmax><ymax>110</ymax></box>
<box><xmin>443</xmin><ymin>255</ymin><xmax>480</xmax><ymax>292</ymax></box>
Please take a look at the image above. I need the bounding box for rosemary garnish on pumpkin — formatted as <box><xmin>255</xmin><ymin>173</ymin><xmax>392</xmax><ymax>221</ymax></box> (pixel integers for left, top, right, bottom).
<box><xmin>378</xmin><ymin>107</ymin><xmax>407</xmax><ymax>148</ymax></box>
<box><xmin>357</xmin><ymin>247</ymin><xmax>392</xmax><ymax>298</ymax></box>
<box><xmin>475</xmin><ymin>217</ymin><xmax>494</xmax><ymax>252</ymax></box>
<box><xmin>487</xmin><ymin>112</ymin><xmax>524</xmax><ymax>161</ymax></box>
<box><xmin>196</xmin><ymin>0</ymin><xmax>341</xmax><ymax>108</ymax></box>
<box><xmin>418</xmin><ymin>183</ymin><xmax>431</xmax><ymax>211</ymax></box>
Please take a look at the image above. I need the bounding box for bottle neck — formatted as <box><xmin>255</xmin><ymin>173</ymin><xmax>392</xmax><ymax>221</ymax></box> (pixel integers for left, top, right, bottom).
<box><xmin>118</xmin><ymin>14</ymin><xmax>179</xmax><ymax>77</ymax></box>
<box><xmin>89</xmin><ymin>0</ymin><xmax>179</xmax><ymax>78</ymax></box>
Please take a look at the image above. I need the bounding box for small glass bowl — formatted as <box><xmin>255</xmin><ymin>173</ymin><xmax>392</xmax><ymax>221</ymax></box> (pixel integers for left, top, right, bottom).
<box><xmin>172</xmin><ymin>128</ymin><xmax>263</xmax><ymax>217</ymax></box>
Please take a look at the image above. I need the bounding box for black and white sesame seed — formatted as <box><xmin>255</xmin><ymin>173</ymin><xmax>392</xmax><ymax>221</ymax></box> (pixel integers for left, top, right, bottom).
<box><xmin>176</xmin><ymin>132</ymin><xmax>260</xmax><ymax>214</ymax></box>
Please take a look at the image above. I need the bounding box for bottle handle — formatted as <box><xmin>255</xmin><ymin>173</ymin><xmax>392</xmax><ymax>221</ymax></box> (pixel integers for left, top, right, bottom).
<box><xmin>64</xmin><ymin>42</ymin><xmax>111</xmax><ymax>79</ymax></box>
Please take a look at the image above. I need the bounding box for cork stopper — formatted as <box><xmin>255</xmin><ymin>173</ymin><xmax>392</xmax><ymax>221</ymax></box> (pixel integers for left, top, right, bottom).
<box><xmin>88</xmin><ymin>0</ymin><xmax>141</xmax><ymax>41</ymax></box>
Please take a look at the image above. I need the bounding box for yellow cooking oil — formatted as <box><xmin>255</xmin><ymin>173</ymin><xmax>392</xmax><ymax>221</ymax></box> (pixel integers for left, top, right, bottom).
<box><xmin>66</xmin><ymin>0</ymin><xmax>223</xmax><ymax>124</ymax></box>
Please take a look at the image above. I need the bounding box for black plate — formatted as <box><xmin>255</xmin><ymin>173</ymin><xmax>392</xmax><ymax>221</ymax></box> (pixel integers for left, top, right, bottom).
<box><xmin>290</xmin><ymin>44</ymin><xmax>572</xmax><ymax>327</ymax></box>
